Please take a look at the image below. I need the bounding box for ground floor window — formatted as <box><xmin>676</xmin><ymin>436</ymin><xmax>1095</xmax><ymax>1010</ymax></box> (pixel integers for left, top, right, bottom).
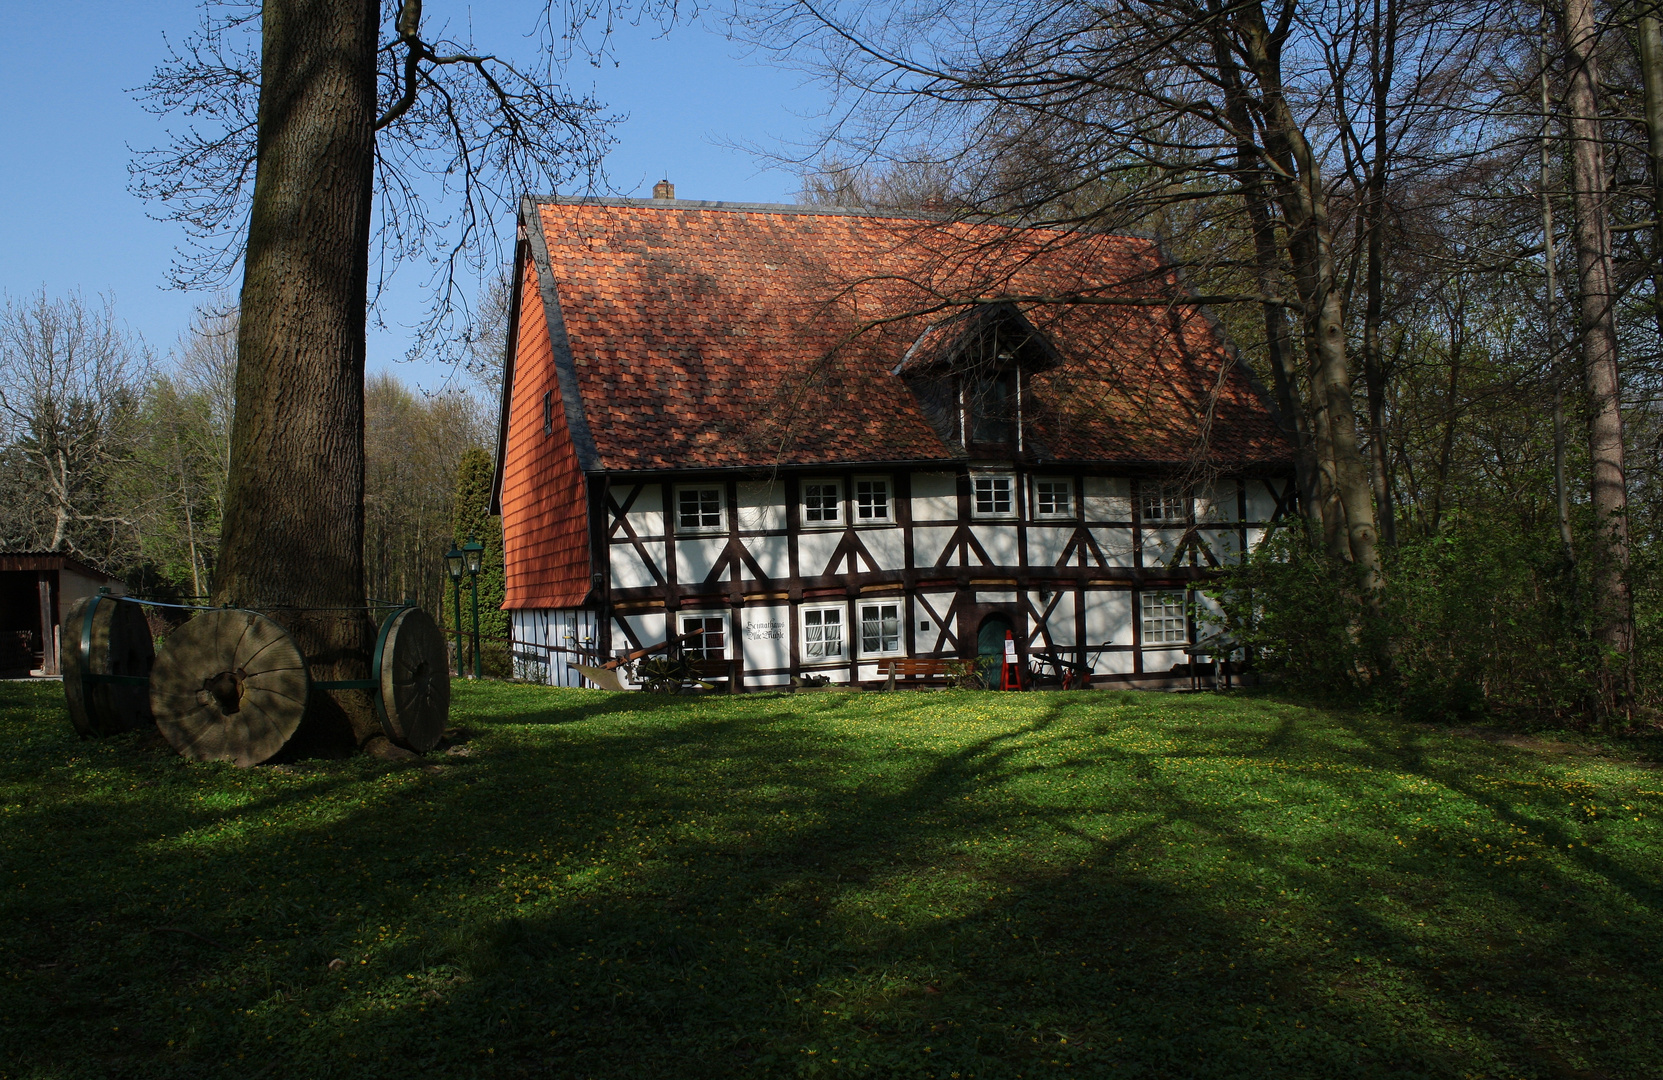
<box><xmin>1141</xmin><ymin>591</ymin><xmax>1189</xmax><ymax>644</ymax></box>
<box><xmin>680</xmin><ymin>615</ymin><xmax>726</xmax><ymax>658</ymax></box>
<box><xmin>803</xmin><ymin>606</ymin><xmax>844</xmax><ymax>660</ymax></box>
<box><xmin>859</xmin><ymin>602</ymin><xmax>902</xmax><ymax>654</ymax></box>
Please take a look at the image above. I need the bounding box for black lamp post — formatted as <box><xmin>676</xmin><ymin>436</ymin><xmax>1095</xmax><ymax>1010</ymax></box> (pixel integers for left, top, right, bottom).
<box><xmin>462</xmin><ymin>535</ymin><xmax>485</xmax><ymax>680</ymax></box>
<box><xmin>445</xmin><ymin>541</ymin><xmax>466</xmax><ymax>676</ymax></box>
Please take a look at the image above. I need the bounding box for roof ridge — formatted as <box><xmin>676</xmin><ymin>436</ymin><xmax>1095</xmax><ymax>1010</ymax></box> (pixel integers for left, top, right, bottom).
<box><xmin>529</xmin><ymin>194</ymin><xmax>945</xmax><ymax>221</ymax></box>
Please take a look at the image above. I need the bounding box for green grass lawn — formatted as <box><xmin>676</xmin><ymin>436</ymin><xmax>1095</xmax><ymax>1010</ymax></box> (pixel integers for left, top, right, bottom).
<box><xmin>3</xmin><ymin>682</ymin><xmax>1661</xmax><ymax>1079</ymax></box>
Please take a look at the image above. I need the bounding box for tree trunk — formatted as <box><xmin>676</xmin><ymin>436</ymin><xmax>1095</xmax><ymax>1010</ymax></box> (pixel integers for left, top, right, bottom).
<box><xmin>214</xmin><ymin>0</ymin><xmax>382</xmax><ymax>750</ymax></box>
<box><xmin>1360</xmin><ymin>0</ymin><xmax>1399</xmax><ymax>549</ymax></box>
<box><xmin>1209</xmin><ymin>19</ymin><xmax>1323</xmax><ymax>536</ymax></box>
<box><xmin>1638</xmin><ymin>6</ymin><xmax>1663</xmax><ymax>337</ymax></box>
<box><xmin>1561</xmin><ymin>0</ymin><xmax>1634</xmax><ymax>717</ymax></box>
<box><xmin>1236</xmin><ymin>2</ymin><xmax>1384</xmax><ymax>593</ymax></box>
<box><xmin>1539</xmin><ymin>30</ymin><xmax>1575</xmax><ymax>563</ymax></box>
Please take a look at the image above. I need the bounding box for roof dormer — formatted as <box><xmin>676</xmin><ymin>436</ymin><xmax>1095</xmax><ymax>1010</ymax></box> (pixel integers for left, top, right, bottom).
<box><xmin>893</xmin><ymin>303</ymin><xmax>1062</xmax><ymax>455</ymax></box>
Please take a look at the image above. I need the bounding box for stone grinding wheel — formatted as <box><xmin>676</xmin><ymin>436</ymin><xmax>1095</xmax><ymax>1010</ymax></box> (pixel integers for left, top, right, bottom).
<box><xmin>60</xmin><ymin>596</ymin><xmax>155</xmax><ymax>737</ymax></box>
<box><xmin>150</xmin><ymin>609</ymin><xmax>308</xmax><ymax>767</ymax></box>
<box><xmin>377</xmin><ymin>606</ymin><xmax>449</xmax><ymax>752</ymax></box>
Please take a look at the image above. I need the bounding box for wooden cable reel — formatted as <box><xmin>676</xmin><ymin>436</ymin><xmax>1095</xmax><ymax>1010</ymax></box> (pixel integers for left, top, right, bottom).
<box><xmin>149</xmin><ymin>608</ymin><xmax>309</xmax><ymax>767</ymax></box>
<box><xmin>373</xmin><ymin>606</ymin><xmax>448</xmax><ymax>753</ymax></box>
<box><xmin>60</xmin><ymin>594</ymin><xmax>155</xmax><ymax>737</ymax></box>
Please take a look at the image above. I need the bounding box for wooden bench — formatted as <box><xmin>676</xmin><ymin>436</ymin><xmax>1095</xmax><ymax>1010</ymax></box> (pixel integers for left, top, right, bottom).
<box><xmin>876</xmin><ymin>657</ymin><xmax>961</xmax><ymax>690</ymax></box>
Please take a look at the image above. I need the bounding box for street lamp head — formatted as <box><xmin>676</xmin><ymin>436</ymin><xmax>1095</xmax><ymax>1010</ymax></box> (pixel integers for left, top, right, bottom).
<box><xmin>462</xmin><ymin>535</ymin><xmax>484</xmax><ymax>576</ymax></box>
<box><xmin>445</xmin><ymin>543</ymin><xmax>465</xmax><ymax>582</ymax></box>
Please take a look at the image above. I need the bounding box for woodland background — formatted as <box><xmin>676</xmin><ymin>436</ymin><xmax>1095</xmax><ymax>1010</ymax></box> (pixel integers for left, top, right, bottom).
<box><xmin>6</xmin><ymin>0</ymin><xmax>1663</xmax><ymax>722</ymax></box>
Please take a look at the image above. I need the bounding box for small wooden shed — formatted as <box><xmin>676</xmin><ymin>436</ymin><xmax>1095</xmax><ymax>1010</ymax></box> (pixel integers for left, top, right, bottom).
<box><xmin>0</xmin><ymin>552</ymin><xmax>125</xmax><ymax>677</ymax></box>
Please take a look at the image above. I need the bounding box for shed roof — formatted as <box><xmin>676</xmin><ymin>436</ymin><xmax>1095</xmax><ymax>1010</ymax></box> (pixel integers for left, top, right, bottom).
<box><xmin>517</xmin><ymin>196</ymin><xmax>1291</xmax><ymax>474</ymax></box>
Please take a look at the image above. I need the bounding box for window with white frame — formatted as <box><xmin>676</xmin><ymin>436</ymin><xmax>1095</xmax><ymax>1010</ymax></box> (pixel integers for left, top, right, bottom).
<box><xmin>854</xmin><ymin>478</ymin><xmax>890</xmax><ymax>522</ymax></box>
<box><xmin>1034</xmin><ymin>478</ymin><xmax>1073</xmax><ymax>519</ymax></box>
<box><xmin>1140</xmin><ymin>484</ymin><xmax>1188</xmax><ymax>523</ymax></box>
<box><xmin>802</xmin><ymin>606</ymin><xmax>844</xmax><ymax>660</ymax></box>
<box><xmin>676</xmin><ymin>486</ymin><xmax>724</xmax><ymax>532</ymax></box>
<box><xmin>680</xmin><ymin>615</ymin><xmax>726</xmax><ymax>658</ymax></box>
<box><xmin>1141</xmin><ymin>592</ymin><xmax>1189</xmax><ymax>645</ymax></box>
<box><xmin>803</xmin><ymin>481</ymin><xmax>842</xmax><ymax>525</ymax></box>
<box><xmin>859</xmin><ymin>602</ymin><xmax>902</xmax><ymax>654</ymax></box>
<box><xmin>973</xmin><ymin>473</ymin><xmax>1015</xmax><ymax>517</ymax></box>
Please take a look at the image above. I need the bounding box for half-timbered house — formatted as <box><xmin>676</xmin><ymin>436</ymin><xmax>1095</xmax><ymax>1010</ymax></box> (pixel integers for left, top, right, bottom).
<box><xmin>491</xmin><ymin>192</ymin><xmax>1295</xmax><ymax>689</ymax></box>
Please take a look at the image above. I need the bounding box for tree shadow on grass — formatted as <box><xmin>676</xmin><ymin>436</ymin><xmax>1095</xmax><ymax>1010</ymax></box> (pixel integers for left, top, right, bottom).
<box><xmin>2</xmin><ymin>683</ymin><xmax>1659</xmax><ymax>1079</ymax></box>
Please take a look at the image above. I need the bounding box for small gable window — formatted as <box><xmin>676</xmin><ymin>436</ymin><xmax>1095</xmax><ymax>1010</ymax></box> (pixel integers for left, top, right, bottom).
<box><xmin>855</xmin><ymin>478</ymin><xmax>890</xmax><ymax>522</ymax></box>
<box><xmin>803</xmin><ymin>481</ymin><xmax>842</xmax><ymax>525</ymax></box>
<box><xmin>1034</xmin><ymin>478</ymin><xmax>1073</xmax><ymax>519</ymax></box>
<box><xmin>1141</xmin><ymin>485</ymin><xmax>1189</xmax><ymax>524</ymax></box>
<box><xmin>677</xmin><ymin>487</ymin><xmax>724</xmax><ymax>532</ymax></box>
<box><xmin>974</xmin><ymin>474</ymin><xmax>1015</xmax><ymax>517</ymax></box>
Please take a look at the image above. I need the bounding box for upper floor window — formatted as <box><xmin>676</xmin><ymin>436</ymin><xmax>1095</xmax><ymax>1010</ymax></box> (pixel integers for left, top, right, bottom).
<box><xmin>1034</xmin><ymin>478</ymin><xmax>1073</xmax><ymax>519</ymax></box>
<box><xmin>676</xmin><ymin>486</ymin><xmax>724</xmax><ymax>532</ymax></box>
<box><xmin>1140</xmin><ymin>485</ymin><xmax>1188</xmax><ymax>524</ymax></box>
<box><xmin>803</xmin><ymin>481</ymin><xmax>841</xmax><ymax>525</ymax></box>
<box><xmin>974</xmin><ymin>474</ymin><xmax>1015</xmax><ymax>517</ymax></box>
<box><xmin>803</xmin><ymin>606</ymin><xmax>844</xmax><ymax>659</ymax></box>
<box><xmin>1142</xmin><ymin>592</ymin><xmax>1189</xmax><ymax>645</ymax></box>
<box><xmin>854</xmin><ymin>478</ymin><xmax>890</xmax><ymax>522</ymax></box>
<box><xmin>680</xmin><ymin>614</ymin><xmax>727</xmax><ymax>658</ymax></box>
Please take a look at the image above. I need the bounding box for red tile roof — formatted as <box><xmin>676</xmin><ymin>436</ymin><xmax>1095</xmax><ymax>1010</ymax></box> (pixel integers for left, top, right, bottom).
<box><xmin>523</xmin><ymin>197</ymin><xmax>1291</xmax><ymax>473</ymax></box>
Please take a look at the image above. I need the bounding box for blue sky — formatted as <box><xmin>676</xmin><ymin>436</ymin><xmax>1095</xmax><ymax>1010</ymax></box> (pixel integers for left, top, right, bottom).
<box><xmin>0</xmin><ymin>2</ymin><xmax>821</xmax><ymax>390</ymax></box>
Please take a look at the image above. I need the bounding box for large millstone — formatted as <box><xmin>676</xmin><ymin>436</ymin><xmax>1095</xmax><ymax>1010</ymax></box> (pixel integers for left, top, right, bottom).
<box><xmin>376</xmin><ymin>606</ymin><xmax>449</xmax><ymax>753</ymax></box>
<box><xmin>150</xmin><ymin>609</ymin><xmax>308</xmax><ymax>767</ymax></box>
<box><xmin>60</xmin><ymin>595</ymin><xmax>155</xmax><ymax>737</ymax></box>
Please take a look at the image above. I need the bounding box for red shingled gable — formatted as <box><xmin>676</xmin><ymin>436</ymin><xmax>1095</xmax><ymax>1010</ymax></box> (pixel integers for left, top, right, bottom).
<box><xmin>525</xmin><ymin>198</ymin><xmax>1290</xmax><ymax>472</ymax></box>
<box><xmin>498</xmin><ymin>254</ymin><xmax>592</xmax><ymax>609</ymax></box>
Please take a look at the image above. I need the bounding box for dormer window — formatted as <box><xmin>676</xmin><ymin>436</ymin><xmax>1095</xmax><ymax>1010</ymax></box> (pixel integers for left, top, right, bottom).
<box><xmin>894</xmin><ymin>302</ymin><xmax>1062</xmax><ymax>453</ymax></box>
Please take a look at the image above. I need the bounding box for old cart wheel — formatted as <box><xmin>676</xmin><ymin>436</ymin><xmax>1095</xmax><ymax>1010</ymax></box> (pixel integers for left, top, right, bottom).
<box><xmin>150</xmin><ymin>609</ymin><xmax>308</xmax><ymax>767</ymax></box>
<box><xmin>376</xmin><ymin>607</ymin><xmax>449</xmax><ymax>753</ymax></box>
<box><xmin>60</xmin><ymin>595</ymin><xmax>155</xmax><ymax>737</ymax></box>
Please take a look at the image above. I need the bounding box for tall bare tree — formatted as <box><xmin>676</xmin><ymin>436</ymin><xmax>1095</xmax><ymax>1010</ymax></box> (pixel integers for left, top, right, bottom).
<box><xmin>1560</xmin><ymin>0</ymin><xmax>1634</xmax><ymax>714</ymax></box>
<box><xmin>0</xmin><ymin>291</ymin><xmax>151</xmax><ymax>561</ymax></box>
<box><xmin>132</xmin><ymin>1</ymin><xmax>671</xmax><ymax>751</ymax></box>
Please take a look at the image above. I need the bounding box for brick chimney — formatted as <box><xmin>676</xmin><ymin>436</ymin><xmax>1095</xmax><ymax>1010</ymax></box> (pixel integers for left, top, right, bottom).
<box><xmin>653</xmin><ymin>179</ymin><xmax>675</xmax><ymax>200</ymax></box>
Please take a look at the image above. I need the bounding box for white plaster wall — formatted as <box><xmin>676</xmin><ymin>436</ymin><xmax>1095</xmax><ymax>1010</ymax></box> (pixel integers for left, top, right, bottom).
<box><xmin>736</xmin><ymin>481</ymin><xmax>787</xmax><ymax>532</ymax></box>
<box><xmin>911</xmin><ymin>472</ymin><xmax>959</xmax><ymax>521</ymax></box>
<box><xmin>1027</xmin><ymin>526</ymin><xmax>1074</xmax><ymax>568</ymax></box>
<box><xmin>739</xmin><ymin>604</ymin><xmax>791</xmax><ymax>673</ymax></box>
<box><xmin>1143</xmin><ymin>648</ymin><xmax>1189</xmax><ymax>675</ymax></box>
<box><xmin>911</xmin><ymin>526</ymin><xmax>957</xmax><ymax>568</ymax></box>
<box><xmin>609</xmin><ymin>543</ymin><xmax>660</xmax><ymax>590</ymax></box>
<box><xmin>623</xmin><ymin>484</ymin><xmax>664</xmax><ymax>537</ymax></box>
<box><xmin>1088</xmin><ymin>527</ymin><xmax>1137</xmax><ymax>567</ymax></box>
<box><xmin>914</xmin><ymin>591</ymin><xmax>958</xmax><ymax>653</ymax></box>
<box><xmin>970</xmin><ymin>523</ymin><xmax>1021</xmax><ymax>567</ymax></box>
<box><xmin>1084</xmin><ymin>590</ymin><xmax>1133</xmax><ymax>647</ymax></box>
<box><xmin>1245</xmin><ymin>479</ymin><xmax>1282</xmax><ymax>523</ymax></box>
<box><xmin>1196</xmin><ymin>480</ymin><xmax>1239</xmax><ymax>522</ymax></box>
<box><xmin>860</xmin><ymin>526</ymin><xmax>906</xmax><ymax>571</ymax></box>
<box><xmin>1083</xmin><ymin>476</ymin><xmax>1131</xmax><ymax>521</ymax></box>
<box><xmin>741</xmin><ymin>535</ymin><xmax>791</xmax><ymax>583</ymax></box>
<box><xmin>1142</xmin><ymin>527</ymin><xmax>1186</xmax><ymax>569</ymax></box>
<box><xmin>1199</xmin><ymin>528</ymin><xmax>1243</xmax><ymax>565</ymax></box>
<box><xmin>676</xmin><ymin>537</ymin><xmax>727</xmax><ymax>586</ymax></box>
<box><xmin>1030</xmin><ymin>590</ymin><xmax>1076</xmax><ymax>647</ymax></box>
<box><xmin>797</xmin><ymin>529</ymin><xmax>843</xmax><ymax>578</ymax></box>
